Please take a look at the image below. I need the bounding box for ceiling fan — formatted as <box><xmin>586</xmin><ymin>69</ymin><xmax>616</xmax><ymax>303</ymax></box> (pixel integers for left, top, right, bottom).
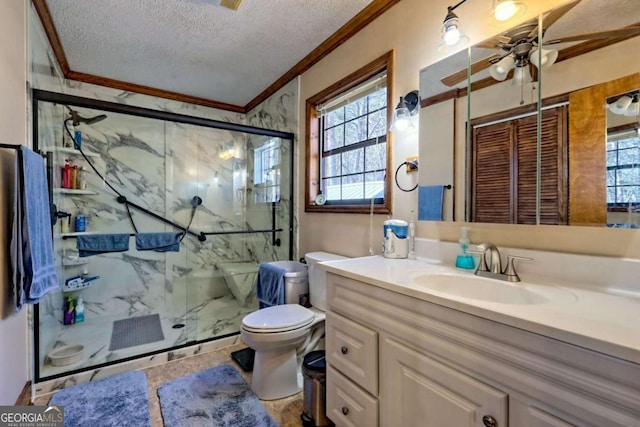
<box><xmin>441</xmin><ymin>0</ymin><xmax>640</xmax><ymax>87</ymax></box>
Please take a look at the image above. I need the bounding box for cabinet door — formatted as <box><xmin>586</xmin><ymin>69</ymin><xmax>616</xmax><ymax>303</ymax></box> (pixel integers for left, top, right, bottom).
<box><xmin>327</xmin><ymin>365</ymin><xmax>378</xmax><ymax>427</ymax></box>
<box><xmin>326</xmin><ymin>311</ymin><xmax>378</xmax><ymax>396</ymax></box>
<box><xmin>381</xmin><ymin>337</ymin><xmax>508</xmax><ymax>427</ymax></box>
<box><xmin>526</xmin><ymin>407</ymin><xmax>577</xmax><ymax>427</ymax></box>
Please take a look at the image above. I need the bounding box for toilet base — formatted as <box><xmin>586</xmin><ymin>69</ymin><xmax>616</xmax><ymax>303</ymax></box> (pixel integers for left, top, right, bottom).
<box><xmin>252</xmin><ymin>347</ymin><xmax>301</xmax><ymax>400</ymax></box>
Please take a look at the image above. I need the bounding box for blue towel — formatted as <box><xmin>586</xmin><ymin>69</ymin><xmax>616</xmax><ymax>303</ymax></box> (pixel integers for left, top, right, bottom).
<box><xmin>77</xmin><ymin>234</ymin><xmax>130</xmax><ymax>257</ymax></box>
<box><xmin>418</xmin><ymin>185</ymin><xmax>445</xmax><ymax>221</ymax></box>
<box><xmin>256</xmin><ymin>262</ymin><xmax>286</xmax><ymax>309</ymax></box>
<box><xmin>10</xmin><ymin>147</ymin><xmax>59</xmax><ymax>312</ymax></box>
<box><xmin>135</xmin><ymin>232</ymin><xmax>181</xmax><ymax>252</ymax></box>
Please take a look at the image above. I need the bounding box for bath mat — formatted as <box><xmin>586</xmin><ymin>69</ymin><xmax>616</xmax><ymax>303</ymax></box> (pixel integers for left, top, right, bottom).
<box><xmin>49</xmin><ymin>370</ymin><xmax>150</xmax><ymax>427</ymax></box>
<box><xmin>109</xmin><ymin>313</ymin><xmax>164</xmax><ymax>351</ymax></box>
<box><xmin>158</xmin><ymin>364</ymin><xmax>277</xmax><ymax>427</ymax></box>
<box><xmin>231</xmin><ymin>347</ymin><xmax>255</xmax><ymax>372</ymax></box>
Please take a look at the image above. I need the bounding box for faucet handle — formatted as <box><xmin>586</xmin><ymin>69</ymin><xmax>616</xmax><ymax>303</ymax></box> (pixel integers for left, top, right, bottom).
<box><xmin>503</xmin><ymin>255</ymin><xmax>533</xmax><ymax>282</ymax></box>
<box><xmin>466</xmin><ymin>249</ymin><xmax>489</xmax><ymax>272</ymax></box>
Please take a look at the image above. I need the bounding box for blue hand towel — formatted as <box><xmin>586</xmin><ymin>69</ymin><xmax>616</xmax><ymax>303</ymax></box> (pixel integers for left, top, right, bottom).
<box><xmin>10</xmin><ymin>147</ymin><xmax>59</xmax><ymax>311</ymax></box>
<box><xmin>135</xmin><ymin>232</ymin><xmax>182</xmax><ymax>252</ymax></box>
<box><xmin>418</xmin><ymin>185</ymin><xmax>445</xmax><ymax>221</ymax></box>
<box><xmin>77</xmin><ymin>234</ymin><xmax>130</xmax><ymax>257</ymax></box>
<box><xmin>256</xmin><ymin>262</ymin><xmax>286</xmax><ymax>309</ymax></box>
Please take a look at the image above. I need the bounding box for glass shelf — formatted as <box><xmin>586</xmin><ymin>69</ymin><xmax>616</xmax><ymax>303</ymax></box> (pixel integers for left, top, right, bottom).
<box><xmin>53</xmin><ymin>188</ymin><xmax>98</xmax><ymax>195</ymax></box>
<box><xmin>41</xmin><ymin>147</ymin><xmax>100</xmax><ymax>157</ymax></box>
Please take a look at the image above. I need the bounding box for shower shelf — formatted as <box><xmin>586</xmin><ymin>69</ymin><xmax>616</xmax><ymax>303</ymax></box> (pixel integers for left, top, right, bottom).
<box><xmin>55</xmin><ymin>231</ymin><xmax>97</xmax><ymax>239</ymax></box>
<box><xmin>41</xmin><ymin>147</ymin><xmax>100</xmax><ymax>157</ymax></box>
<box><xmin>54</xmin><ymin>188</ymin><xmax>98</xmax><ymax>195</ymax></box>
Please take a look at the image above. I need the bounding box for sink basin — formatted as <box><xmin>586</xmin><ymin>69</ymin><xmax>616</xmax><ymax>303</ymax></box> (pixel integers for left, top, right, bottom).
<box><xmin>410</xmin><ymin>273</ymin><xmax>576</xmax><ymax>305</ymax></box>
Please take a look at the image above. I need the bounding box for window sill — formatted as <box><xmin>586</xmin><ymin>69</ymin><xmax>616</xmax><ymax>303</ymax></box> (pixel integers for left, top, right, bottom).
<box><xmin>305</xmin><ymin>203</ymin><xmax>390</xmax><ymax>214</ymax></box>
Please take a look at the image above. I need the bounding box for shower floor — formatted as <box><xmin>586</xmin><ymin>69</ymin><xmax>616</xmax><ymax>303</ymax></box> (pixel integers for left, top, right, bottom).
<box><xmin>39</xmin><ymin>294</ymin><xmax>255</xmax><ymax>380</ymax></box>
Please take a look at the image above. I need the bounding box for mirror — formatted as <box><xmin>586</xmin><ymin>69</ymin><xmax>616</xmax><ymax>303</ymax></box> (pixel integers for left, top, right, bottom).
<box><xmin>419</xmin><ymin>0</ymin><xmax>640</xmax><ymax>227</ymax></box>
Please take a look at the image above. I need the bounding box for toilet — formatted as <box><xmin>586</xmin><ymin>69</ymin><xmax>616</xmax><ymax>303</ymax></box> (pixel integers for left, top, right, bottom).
<box><xmin>240</xmin><ymin>251</ymin><xmax>347</xmax><ymax>400</ymax></box>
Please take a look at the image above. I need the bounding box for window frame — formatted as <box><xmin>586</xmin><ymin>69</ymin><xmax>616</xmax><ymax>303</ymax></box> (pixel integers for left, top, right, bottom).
<box><xmin>606</xmin><ymin>123</ymin><xmax>640</xmax><ymax>209</ymax></box>
<box><xmin>305</xmin><ymin>51</ymin><xmax>394</xmax><ymax>214</ymax></box>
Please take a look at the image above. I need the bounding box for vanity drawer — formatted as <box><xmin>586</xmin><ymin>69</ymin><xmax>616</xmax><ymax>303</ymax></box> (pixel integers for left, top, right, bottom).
<box><xmin>327</xmin><ymin>364</ymin><xmax>378</xmax><ymax>427</ymax></box>
<box><xmin>326</xmin><ymin>310</ymin><xmax>378</xmax><ymax>396</ymax></box>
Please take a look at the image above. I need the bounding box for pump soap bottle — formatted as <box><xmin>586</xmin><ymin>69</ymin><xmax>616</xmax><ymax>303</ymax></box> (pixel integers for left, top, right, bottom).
<box><xmin>455</xmin><ymin>227</ymin><xmax>476</xmax><ymax>269</ymax></box>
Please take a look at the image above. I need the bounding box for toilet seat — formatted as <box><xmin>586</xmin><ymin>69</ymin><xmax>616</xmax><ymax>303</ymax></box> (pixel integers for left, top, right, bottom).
<box><xmin>242</xmin><ymin>304</ymin><xmax>314</xmax><ymax>333</ymax></box>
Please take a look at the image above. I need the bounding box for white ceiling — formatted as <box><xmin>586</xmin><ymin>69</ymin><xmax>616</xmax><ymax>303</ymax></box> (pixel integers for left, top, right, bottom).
<box><xmin>44</xmin><ymin>0</ymin><xmax>374</xmax><ymax>108</ymax></box>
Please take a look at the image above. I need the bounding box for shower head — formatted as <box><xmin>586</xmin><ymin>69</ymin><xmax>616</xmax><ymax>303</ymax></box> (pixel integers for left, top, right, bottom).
<box><xmin>67</xmin><ymin>108</ymin><xmax>107</xmax><ymax>126</ymax></box>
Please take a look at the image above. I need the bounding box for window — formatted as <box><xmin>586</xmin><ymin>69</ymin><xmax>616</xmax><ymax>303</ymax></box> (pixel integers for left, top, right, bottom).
<box><xmin>607</xmin><ymin>127</ymin><xmax>640</xmax><ymax>207</ymax></box>
<box><xmin>254</xmin><ymin>138</ymin><xmax>281</xmax><ymax>203</ymax></box>
<box><xmin>305</xmin><ymin>51</ymin><xmax>394</xmax><ymax>213</ymax></box>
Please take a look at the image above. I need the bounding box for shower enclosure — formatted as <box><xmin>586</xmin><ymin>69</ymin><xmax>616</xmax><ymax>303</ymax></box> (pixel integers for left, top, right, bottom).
<box><xmin>32</xmin><ymin>90</ymin><xmax>294</xmax><ymax>381</ymax></box>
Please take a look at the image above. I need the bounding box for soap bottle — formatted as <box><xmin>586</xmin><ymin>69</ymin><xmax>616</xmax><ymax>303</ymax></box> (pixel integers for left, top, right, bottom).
<box><xmin>75</xmin><ymin>296</ymin><xmax>85</xmax><ymax>323</ymax></box>
<box><xmin>408</xmin><ymin>209</ymin><xmax>416</xmax><ymax>260</ymax></box>
<box><xmin>62</xmin><ymin>159</ymin><xmax>72</xmax><ymax>189</ymax></box>
<box><xmin>455</xmin><ymin>226</ymin><xmax>476</xmax><ymax>269</ymax></box>
<box><xmin>63</xmin><ymin>295</ymin><xmax>75</xmax><ymax>325</ymax></box>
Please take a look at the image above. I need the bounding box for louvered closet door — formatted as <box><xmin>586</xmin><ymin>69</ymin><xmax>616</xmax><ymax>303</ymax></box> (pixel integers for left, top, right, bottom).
<box><xmin>472</xmin><ymin>121</ymin><xmax>513</xmax><ymax>223</ymax></box>
<box><xmin>538</xmin><ymin>106</ymin><xmax>568</xmax><ymax>225</ymax></box>
<box><xmin>515</xmin><ymin>115</ymin><xmax>538</xmax><ymax>224</ymax></box>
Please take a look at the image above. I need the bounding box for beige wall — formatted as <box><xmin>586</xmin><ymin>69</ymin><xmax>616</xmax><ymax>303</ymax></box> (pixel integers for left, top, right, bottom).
<box><xmin>0</xmin><ymin>0</ymin><xmax>29</xmax><ymax>404</ymax></box>
<box><xmin>298</xmin><ymin>0</ymin><xmax>640</xmax><ymax>259</ymax></box>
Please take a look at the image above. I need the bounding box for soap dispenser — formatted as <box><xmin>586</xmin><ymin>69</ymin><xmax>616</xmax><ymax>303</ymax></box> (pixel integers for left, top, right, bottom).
<box><xmin>455</xmin><ymin>226</ymin><xmax>475</xmax><ymax>269</ymax></box>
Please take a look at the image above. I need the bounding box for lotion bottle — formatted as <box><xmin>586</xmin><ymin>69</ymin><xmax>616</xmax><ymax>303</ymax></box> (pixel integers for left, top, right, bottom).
<box><xmin>75</xmin><ymin>296</ymin><xmax>85</xmax><ymax>323</ymax></box>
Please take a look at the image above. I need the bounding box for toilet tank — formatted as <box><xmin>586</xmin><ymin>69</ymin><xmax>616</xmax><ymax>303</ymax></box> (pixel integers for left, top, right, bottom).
<box><xmin>305</xmin><ymin>252</ymin><xmax>348</xmax><ymax>311</ymax></box>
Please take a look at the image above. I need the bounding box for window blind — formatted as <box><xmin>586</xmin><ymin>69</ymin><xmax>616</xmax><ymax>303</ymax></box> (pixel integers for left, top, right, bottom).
<box><xmin>316</xmin><ymin>72</ymin><xmax>386</xmax><ymax>115</ymax></box>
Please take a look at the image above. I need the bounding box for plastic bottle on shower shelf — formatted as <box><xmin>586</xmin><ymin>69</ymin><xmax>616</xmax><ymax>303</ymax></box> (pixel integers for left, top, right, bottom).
<box><xmin>62</xmin><ymin>159</ymin><xmax>72</xmax><ymax>189</ymax></box>
<box><xmin>70</xmin><ymin>165</ymin><xmax>78</xmax><ymax>189</ymax></box>
<box><xmin>75</xmin><ymin>296</ymin><xmax>85</xmax><ymax>323</ymax></box>
<box><xmin>63</xmin><ymin>122</ymin><xmax>74</xmax><ymax>148</ymax></box>
<box><xmin>77</xmin><ymin>166</ymin><xmax>88</xmax><ymax>190</ymax></box>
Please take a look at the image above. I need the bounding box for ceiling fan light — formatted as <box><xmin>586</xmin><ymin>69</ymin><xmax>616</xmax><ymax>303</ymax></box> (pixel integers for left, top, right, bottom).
<box><xmin>512</xmin><ymin>65</ymin><xmax>532</xmax><ymax>85</ymax></box>
<box><xmin>489</xmin><ymin>55</ymin><xmax>515</xmax><ymax>81</ymax></box>
<box><xmin>531</xmin><ymin>47</ymin><xmax>558</xmax><ymax>70</ymax></box>
<box><xmin>614</xmin><ymin>95</ymin><xmax>633</xmax><ymax>111</ymax></box>
<box><xmin>492</xmin><ymin>0</ymin><xmax>526</xmax><ymax>22</ymax></box>
<box><xmin>623</xmin><ymin>100</ymin><xmax>639</xmax><ymax>117</ymax></box>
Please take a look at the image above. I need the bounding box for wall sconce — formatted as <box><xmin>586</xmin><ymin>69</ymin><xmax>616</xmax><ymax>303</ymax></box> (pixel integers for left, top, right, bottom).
<box><xmin>492</xmin><ymin>0</ymin><xmax>526</xmax><ymax>22</ymax></box>
<box><xmin>438</xmin><ymin>2</ymin><xmax>470</xmax><ymax>52</ymax></box>
<box><xmin>389</xmin><ymin>91</ymin><xmax>419</xmax><ymax>132</ymax></box>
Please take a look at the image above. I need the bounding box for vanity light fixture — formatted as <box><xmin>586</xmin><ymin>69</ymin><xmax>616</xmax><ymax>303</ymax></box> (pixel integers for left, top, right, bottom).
<box><xmin>438</xmin><ymin>0</ymin><xmax>470</xmax><ymax>52</ymax></box>
<box><xmin>492</xmin><ymin>0</ymin><xmax>526</xmax><ymax>22</ymax></box>
<box><xmin>389</xmin><ymin>90</ymin><xmax>419</xmax><ymax>132</ymax></box>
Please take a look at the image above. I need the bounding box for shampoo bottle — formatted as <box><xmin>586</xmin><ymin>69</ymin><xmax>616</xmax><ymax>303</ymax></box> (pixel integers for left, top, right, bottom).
<box><xmin>455</xmin><ymin>226</ymin><xmax>476</xmax><ymax>269</ymax></box>
<box><xmin>75</xmin><ymin>296</ymin><xmax>85</xmax><ymax>323</ymax></box>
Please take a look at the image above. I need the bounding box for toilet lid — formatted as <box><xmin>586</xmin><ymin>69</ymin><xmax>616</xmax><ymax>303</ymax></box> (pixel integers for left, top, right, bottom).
<box><xmin>242</xmin><ymin>304</ymin><xmax>314</xmax><ymax>333</ymax></box>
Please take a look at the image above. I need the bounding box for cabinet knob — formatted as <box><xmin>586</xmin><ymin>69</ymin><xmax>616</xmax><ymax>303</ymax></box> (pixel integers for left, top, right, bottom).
<box><xmin>341</xmin><ymin>406</ymin><xmax>349</xmax><ymax>416</ymax></box>
<box><xmin>482</xmin><ymin>415</ymin><xmax>497</xmax><ymax>427</ymax></box>
<box><xmin>340</xmin><ymin>346</ymin><xmax>349</xmax><ymax>355</ymax></box>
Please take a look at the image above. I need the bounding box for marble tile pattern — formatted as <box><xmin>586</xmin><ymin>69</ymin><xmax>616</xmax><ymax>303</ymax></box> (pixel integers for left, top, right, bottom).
<box><xmin>35</xmin><ymin>342</ymin><xmax>304</xmax><ymax>427</ymax></box>
<box><xmin>29</xmin><ymin>6</ymin><xmax>301</xmax><ymax>382</ymax></box>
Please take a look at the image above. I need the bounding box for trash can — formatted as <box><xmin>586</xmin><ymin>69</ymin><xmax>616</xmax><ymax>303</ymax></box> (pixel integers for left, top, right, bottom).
<box><xmin>301</xmin><ymin>350</ymin><xmax>332</xmax><ymax>427</ymax></box>
<box><xmin>267</xmin><ymin>260</ymin><xmax>309</xmax><ymax>306</ymax></box>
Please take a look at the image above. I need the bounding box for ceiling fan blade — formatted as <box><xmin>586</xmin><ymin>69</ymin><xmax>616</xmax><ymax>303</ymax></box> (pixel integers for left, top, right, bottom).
<box><xmin>220</xmin><ymin>0</ymin><xmax>242</xmax><ymax>10</ymax></box>
<box><xmin>545</xmin><ymin>26</ymin><xmax>640</xmax><ymax>45</ymax></box>
<box><xmin>441</xmin><ymin>54</ymin><xmax>501</xmax><ymax>87</ymax></box>
<box><xmin>528</xmin><ymin>0</ymin><xmax>581</xmax><ymax>38</ymax></box>
<box><xmin>477</xmin><ymin>35</ymin><xmax>512</xmax><ymax>49</ymax></box>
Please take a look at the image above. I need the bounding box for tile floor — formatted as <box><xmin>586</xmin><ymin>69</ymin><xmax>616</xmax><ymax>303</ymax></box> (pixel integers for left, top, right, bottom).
<box><xmin>35</xmin><ymin>343</ymin><xmax>304</xmax><ymax>427</ymax></box>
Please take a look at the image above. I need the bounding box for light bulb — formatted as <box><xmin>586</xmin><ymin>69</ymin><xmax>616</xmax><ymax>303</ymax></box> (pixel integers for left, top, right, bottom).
<box><xmin>444</xmin><ymin>26</ymin><xmax>461</xmax><ymax>46</ymax></box>
<box><xmin>494</xmin><ymin>1</ymin><xmax>517</xmax><ymax>21</ymax></box>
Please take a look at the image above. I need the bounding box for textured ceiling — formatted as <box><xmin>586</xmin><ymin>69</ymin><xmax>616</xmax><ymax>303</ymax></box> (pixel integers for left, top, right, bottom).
<box><xmin>44</xmin><ymin>0</ymin><xmax>374</xmax><ymax>107</ymax></box>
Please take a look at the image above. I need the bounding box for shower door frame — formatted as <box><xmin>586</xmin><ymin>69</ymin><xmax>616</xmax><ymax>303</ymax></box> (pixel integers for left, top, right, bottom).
<box><xmin>32</xmin><ymin>89</ymin><xmax>295</xmax><ymax>382</ymax></box>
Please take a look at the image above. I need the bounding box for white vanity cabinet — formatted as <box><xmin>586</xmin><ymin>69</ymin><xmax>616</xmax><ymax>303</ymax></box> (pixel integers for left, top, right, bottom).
<box><xmin>324</xmin><ymin>272</ymin><xmax>640</xmax><ymax>427</ymax></box>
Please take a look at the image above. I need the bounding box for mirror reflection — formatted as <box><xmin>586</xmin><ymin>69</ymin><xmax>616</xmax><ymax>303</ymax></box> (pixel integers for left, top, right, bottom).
<box><xmin>419</xmin><ymin>0</ymin><xmax>640</xmax><ymax>227</ymax></box>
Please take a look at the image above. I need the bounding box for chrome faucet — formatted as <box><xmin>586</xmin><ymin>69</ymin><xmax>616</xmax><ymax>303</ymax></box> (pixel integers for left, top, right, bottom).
<box><xmin>470</xmin><ymin>243</ymin><xmax>532</xmax><ymax>282</ymax></box>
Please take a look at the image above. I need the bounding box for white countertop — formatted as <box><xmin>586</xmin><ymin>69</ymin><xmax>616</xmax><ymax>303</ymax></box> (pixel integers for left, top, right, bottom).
<box><xmin>320</xmin><ymin>255</ymin><xmax>640</xmax><ymax>365</ymax></box>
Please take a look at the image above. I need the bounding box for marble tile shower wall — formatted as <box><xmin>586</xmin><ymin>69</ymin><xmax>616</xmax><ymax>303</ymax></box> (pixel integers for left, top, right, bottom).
<box><xmin>28</xmin><ymin>5</ymin><xmax>300</xmax><ymax>380</ymax></box>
